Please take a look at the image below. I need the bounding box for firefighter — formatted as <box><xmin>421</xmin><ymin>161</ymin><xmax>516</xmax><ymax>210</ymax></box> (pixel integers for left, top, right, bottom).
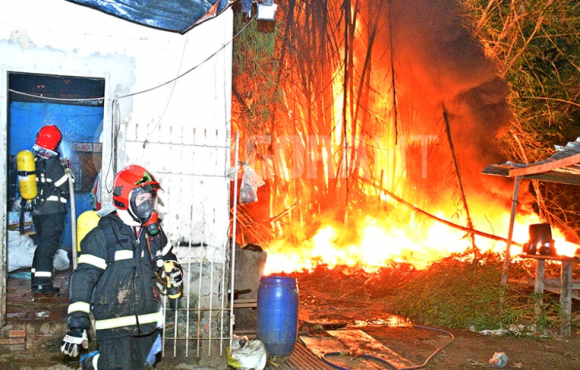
<box><xmin>61</xmin><ymin>165</ymin><xmax>183</xmax><ymax>370</ymax></box>
<box><xmin>30</xmin><ymin>124</ymin><xmax>70</xmax><ymax>294</ymax></box>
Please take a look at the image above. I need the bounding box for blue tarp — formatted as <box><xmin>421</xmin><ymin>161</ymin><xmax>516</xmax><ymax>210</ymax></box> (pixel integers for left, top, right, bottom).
<box><xmin>67</xmin><ymin>0</ymin><xmax>232</xmax><ymax>34</ymax></box>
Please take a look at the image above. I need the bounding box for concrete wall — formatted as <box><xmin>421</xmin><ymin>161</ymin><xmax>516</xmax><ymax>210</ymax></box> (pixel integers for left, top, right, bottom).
<box><xmin>0</xmin><ymin>0</ymin><xmax>233</xmax><ymax>326</ymax></box>
<box><xmin>0</xmin><ymin>0</ymin><xmax>232</xmax><ymax>250</ymax></box>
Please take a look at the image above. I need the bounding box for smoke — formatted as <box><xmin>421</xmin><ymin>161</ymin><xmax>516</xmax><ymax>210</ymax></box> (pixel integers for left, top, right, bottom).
<box><xmin>365</xmin><ymin>0</ymin><xmax>515</xmax><ymax>210</ymax></box>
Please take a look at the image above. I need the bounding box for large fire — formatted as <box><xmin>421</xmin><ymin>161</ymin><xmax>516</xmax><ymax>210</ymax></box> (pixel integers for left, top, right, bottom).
<box><xmin>263</xmin><ymin>207</ymin><xmax>578</xmax><ymax>275</ymax></box>
<box><xmin>233</xmin><ymin>0</ymin><xmax>580</xmax><ymax>276</ymax></box>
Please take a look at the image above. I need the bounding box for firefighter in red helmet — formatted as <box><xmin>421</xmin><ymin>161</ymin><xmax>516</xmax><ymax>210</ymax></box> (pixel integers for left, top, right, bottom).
<box><xmin>62</xmin><ymin>165</ymin><xmax>183</xmax><ymax>370</ymax></box>
<box><xmin>30</xmin><ymin>124</ymin><xmax>70</xmax><ymax>294</ymax></box>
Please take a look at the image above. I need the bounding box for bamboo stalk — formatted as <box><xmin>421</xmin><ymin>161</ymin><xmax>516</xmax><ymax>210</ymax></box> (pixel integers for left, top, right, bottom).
<box><xmin>358</xmin><ymin>177</ymin><xmax>522</xmax><ymax>247</ymax></box>
<box><xmin>441</xmin><ymin>103</ymin><xmax>476</xmax><ymax>251</ymax></box>
<box><xmin>342</xmin><ymin>0</ymin><xmax>351</xmax><ymax>221</ymax></box>
<box><xmin>388</xmin><ymin>0</ymin><xmax>399</xmax><ymax>144</ymax></box>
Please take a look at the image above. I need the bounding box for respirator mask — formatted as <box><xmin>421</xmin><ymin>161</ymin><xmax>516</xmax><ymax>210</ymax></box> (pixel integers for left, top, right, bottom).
<box><xmin>129</xmin><ymin>186</ymin><xmax>160</xmax><ymax>235</ymax></box>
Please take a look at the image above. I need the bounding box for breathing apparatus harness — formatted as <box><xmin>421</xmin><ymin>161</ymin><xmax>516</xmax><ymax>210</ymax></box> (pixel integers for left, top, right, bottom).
<box><xmin>16</xmin><ymin>146</ymin><xmax>68</xmax><ymax>234</ymax></box>
<box><xmin>96</xmin><ymin>214</ymin><xmax>181</xmax><ymax>300</ymax></box>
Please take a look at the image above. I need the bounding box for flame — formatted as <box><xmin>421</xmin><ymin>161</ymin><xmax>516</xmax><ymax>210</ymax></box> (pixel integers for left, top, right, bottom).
<box><xmin>264</xmin><ymin>205</ymin><xmax>579</xmax><ymax>275</ymax></box>
<box><xmin>242</xmin><ymin>4</ymin><xmax>579</xmax><ymax>277</ymax></box>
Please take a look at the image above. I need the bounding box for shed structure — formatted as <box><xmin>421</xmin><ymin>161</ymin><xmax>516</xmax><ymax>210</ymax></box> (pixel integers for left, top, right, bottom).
<box><xmin>483</xmin><ymin>138</ymin><xmax>580</xmax><ymax>336</ymax></box>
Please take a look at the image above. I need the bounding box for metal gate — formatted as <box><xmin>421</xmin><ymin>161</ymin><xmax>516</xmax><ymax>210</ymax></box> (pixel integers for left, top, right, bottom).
<box><xmin>157</xmin><ymin>132</ymin><xmax>240</xmax><ymax>360</ymax></box>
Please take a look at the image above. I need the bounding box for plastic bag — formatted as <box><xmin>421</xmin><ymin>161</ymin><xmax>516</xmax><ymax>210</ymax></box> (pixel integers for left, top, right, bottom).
<box><xmin>53</xmin><ymin>249</ymin><xmax>70</xmax><ymax>271</ymax></box>
<box><xmin>7</xmin><ymin>230</ymin><xmax>36</xmax><ymax>272</ymax></box>
<box><xmin>489</xmin><ymin>352</ymin><xmax>508</xmax><ymax>368</ymax></box>
<box><xmin>226</xmin><ymin>336</ymin><xmax>267</xmax><ymax>370</ymax></box>
<box><xmin>239</xmin><ymin>165</ymin><xmax>265</xmax><ymax>204</ymax></box>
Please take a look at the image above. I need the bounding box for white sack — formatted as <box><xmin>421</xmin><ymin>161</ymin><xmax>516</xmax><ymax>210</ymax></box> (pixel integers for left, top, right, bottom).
<box><xmin>226</xmin><ymin>336</ymin><xmax>267</xmax><ymax>370</ymax></box>
<box><xmin>7</xmin><ymin>230</ymin><xmax>36</xmax><ymax>273</ymax></box>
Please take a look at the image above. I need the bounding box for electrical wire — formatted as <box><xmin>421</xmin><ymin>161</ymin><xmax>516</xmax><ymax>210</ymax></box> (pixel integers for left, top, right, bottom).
<box><xmin>117</xmin><ymin>14</ymin><xmax>257</xmax><ymax>101</ymax></box>
<box><xmin>7</xmin><ymin>14</ymin><xmax>257</xmax><ymax>106</ymax></box>
<box><xmin>8</xmin><ymin>13</ymin><xmax>257</xmax><ymax>202</ymax></box>
<box><xmin>321</xmin><ymin>324</ymin><xmax>455</xmax><ymax>370</ymax></box>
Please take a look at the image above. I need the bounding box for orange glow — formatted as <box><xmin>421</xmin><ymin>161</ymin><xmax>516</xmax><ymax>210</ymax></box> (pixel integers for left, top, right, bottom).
<box><xmin>264</xmin><ymin>204</ymin><xmax>578</xmax><ymax>275</ymax></box>
<box><xmin>246</xmin><ymin>8</ymin><xmax>580</xmax><ymax>277</ymax></box>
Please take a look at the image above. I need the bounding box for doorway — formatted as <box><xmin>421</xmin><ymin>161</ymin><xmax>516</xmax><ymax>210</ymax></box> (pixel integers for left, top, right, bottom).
<box><xmin>6</xmin><ymin>72</ymin><xmax>104</xmax><ymax>314</ymax></box>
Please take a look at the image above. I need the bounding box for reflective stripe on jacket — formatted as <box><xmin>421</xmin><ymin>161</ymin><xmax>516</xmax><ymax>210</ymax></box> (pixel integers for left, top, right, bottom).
<box><xmin>33</xmin><ymin>155</ymin><xmax>69</xmax><ymax>215</ymax></box>
<box><xmin>67</xmin><ymin>213</ymin><xmax>173</xmax><ymax>340</ymax></box>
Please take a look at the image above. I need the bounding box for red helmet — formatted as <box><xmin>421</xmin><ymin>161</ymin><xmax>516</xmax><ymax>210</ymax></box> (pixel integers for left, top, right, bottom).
<box><xmin>36</xmin><ymin>125</ymin><xmax>62</xmax><ymax>151</ymax></box>
<box><xmin>113</xmin><ymin>165</ymin><xmax>161</xmax><ymax>211</ymax></box>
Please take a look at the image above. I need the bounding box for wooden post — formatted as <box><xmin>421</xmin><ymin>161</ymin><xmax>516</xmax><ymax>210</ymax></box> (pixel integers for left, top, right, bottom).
<box><xmin>560</xmin><ymin>260</ymin><xmax>572</xmax><ymax>337</ymax></box>
<box><xmin>500</xmin><ymin>176</ymin><xmax>521</xmax><ymax>311</ymax></box>
<box><xmin>534</xmin><ymin>259</ymin><xmax>545</xmax><ymax>319</ymax></box>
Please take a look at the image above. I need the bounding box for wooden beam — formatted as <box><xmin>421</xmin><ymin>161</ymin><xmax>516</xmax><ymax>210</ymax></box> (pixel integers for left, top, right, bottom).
<box><xmin>501</xmin><ymin>176</ymin><xmax>521</xmax><ymax>288</ymax></box>
<box><xmin>500</xmin><ymin>176</ymin><xmax>521</xmax><ymax>312</ymax></box>
<box><xmin>526</xmin><ymin>278</ymin><xmax>580</xmax><ymax>300</ymax></box>
<box><xmin>522</xmin><ymin>171</ymin><xmax>580</xmax><ymax>186</ymax></box>
<box><xmin>482</xmin><ymin>165</ymin><xmax>511</xmax><ymax>177</ymax></box>
<box><xmin>508</xmin><ymin>152</ymin><xmax>580</xmax><ymax>177</ymax></box>
<box><xmin>483</xmin><ymin>166</ymin><xmax>580</xmax><ymax>185</ymax></box>
<box><xmin>521</xmin><ymin>254</ymin><xmax>580</xmax><ymax>337</ymax></box>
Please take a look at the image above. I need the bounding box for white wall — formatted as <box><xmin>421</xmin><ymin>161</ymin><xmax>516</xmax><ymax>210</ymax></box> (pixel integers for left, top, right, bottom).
<box><xmin>0</xmin><ymin>0</ymin><xmax>233</xmax><ymax>259</ymax></box>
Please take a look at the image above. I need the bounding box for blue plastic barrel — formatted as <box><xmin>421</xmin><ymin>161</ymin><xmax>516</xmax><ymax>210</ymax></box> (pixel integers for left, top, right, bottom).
<box><xmin>256</xmin><ymin>275</ymin><xmax>299</xmax><ymax>357</ymax></box>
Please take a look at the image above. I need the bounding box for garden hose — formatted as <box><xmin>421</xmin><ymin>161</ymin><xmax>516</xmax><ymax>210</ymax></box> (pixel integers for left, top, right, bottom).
<box><xmin>321</xmin><ymin>324</ymin><xmax>455</xmax><ymax>370</ymax></box>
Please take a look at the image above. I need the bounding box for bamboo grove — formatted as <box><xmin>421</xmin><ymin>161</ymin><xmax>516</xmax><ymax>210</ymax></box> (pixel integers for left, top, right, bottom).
<box><xmin>231</xmin><ymin>0</ymin><xmax>580</xmax><ymax>246</ymax></box>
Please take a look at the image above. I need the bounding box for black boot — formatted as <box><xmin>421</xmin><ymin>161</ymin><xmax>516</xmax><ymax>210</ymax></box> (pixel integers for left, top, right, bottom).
<box><xmin>32</xmin><ymin>284</ymin><xmax>60</xmax><ymax>294</ymax></box>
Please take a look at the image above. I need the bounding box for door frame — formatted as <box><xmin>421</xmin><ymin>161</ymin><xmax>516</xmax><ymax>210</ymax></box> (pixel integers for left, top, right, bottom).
<box><xmin>0</xmin><ymin>66</ymin><xmax>113</xmax><ymax>326</ymax></box>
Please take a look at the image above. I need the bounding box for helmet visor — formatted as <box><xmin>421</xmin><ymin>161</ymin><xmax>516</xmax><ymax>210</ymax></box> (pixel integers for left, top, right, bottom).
<box><xmin>130</xmin><ymin>188</ymin><xmax>157</xmax><ymax>219</ymax></box>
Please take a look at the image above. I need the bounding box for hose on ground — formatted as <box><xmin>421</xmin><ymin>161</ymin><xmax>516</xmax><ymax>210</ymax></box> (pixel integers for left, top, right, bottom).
<box><xmin>321</xmin><ymin>324</ymin><xmax>455</xmax><ymax>370</ymax></box>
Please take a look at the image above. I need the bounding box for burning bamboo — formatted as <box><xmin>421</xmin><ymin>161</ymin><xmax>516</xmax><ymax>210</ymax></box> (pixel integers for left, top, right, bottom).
<box><xmin>233</xmin><ymin>205</ymin><xmax>276</xmax><ymax>246</ymax></box>
<box><xmin>441</xmin><ymin>103</ymin><xmax>476</xmax><ymax>251</ymax></box>
<box><xmin>358</xmin><ymin>177</ymin><xmax>522</xmax><ymax>247</ymax></box>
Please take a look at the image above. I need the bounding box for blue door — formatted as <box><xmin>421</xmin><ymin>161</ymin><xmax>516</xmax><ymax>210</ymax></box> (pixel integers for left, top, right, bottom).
<box><xmin>8</xmin><ymin>72</ymin><xmax>105</xmax><ymax>252</ymax></box>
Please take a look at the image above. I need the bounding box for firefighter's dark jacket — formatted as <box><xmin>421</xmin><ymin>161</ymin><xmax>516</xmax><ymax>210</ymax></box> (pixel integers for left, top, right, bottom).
<box><xmin>67</xmin><ymin>213</ymin><xmax>177</xmax><ymax>340</ymax></box>
<box><xmin>33</xmin><ymin>154</ymin><xmax>69</xmax><ymax>215</ymax></box>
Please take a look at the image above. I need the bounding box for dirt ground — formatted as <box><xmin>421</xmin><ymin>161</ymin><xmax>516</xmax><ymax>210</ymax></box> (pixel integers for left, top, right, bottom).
<box><xmin>2</xmin><ymin>323</ymin><xmax>578</xmax><ymax>369</ymax></box>
<box><xmin>294</xmin><ymin>267</ymin><xmax>580</xmax><ymax>370</ymax></box>
<box><xmin>1</xmin><ymin>267</ymin><xmax>579</xmax><ymax>370</ymax></box>
<box><xmin>297</xmin><ymin>304</ymin><xmax>580</xmax><ymax>370</ymax></box>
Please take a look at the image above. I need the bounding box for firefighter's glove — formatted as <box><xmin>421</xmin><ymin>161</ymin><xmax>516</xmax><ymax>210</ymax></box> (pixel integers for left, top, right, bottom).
<box><xmin>165</xmin><ymin>261</ymin><xmax>183</xmax><ymax>288</ymax></box>
<box><xmin>61</xmin><ymin>329</ymin><xmax>88</xmax><ymax>358</ymax></box>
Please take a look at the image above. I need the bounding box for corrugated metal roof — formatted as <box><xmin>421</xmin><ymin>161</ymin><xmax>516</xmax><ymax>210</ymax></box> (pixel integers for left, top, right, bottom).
<box><xmin>482</xmin><ymin>138</ymin><xmax>580</xmax><ymax>185</ymax></box>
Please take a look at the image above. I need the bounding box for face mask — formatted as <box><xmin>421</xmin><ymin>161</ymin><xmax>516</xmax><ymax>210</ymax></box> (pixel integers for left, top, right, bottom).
<box><xmin>130</xmin><ymin>189</ymin><xmax>159</xmax><ymax>235</ymax></box>
<box><xmin>134</xmin><ymin>195</ymin><xmax>155</xmax><ymax>219</ymax></box>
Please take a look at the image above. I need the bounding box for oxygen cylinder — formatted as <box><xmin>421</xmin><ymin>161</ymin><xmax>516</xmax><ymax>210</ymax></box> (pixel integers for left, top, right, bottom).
<box><xmin>16</xmin><ymin>150</ymin><xmax>38</xmax><ymax>200</ymax></box>
<box><xmin>77</xmin><ymin>210</ymin><xmax>100</xmax><ymax>252</ymax></box>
